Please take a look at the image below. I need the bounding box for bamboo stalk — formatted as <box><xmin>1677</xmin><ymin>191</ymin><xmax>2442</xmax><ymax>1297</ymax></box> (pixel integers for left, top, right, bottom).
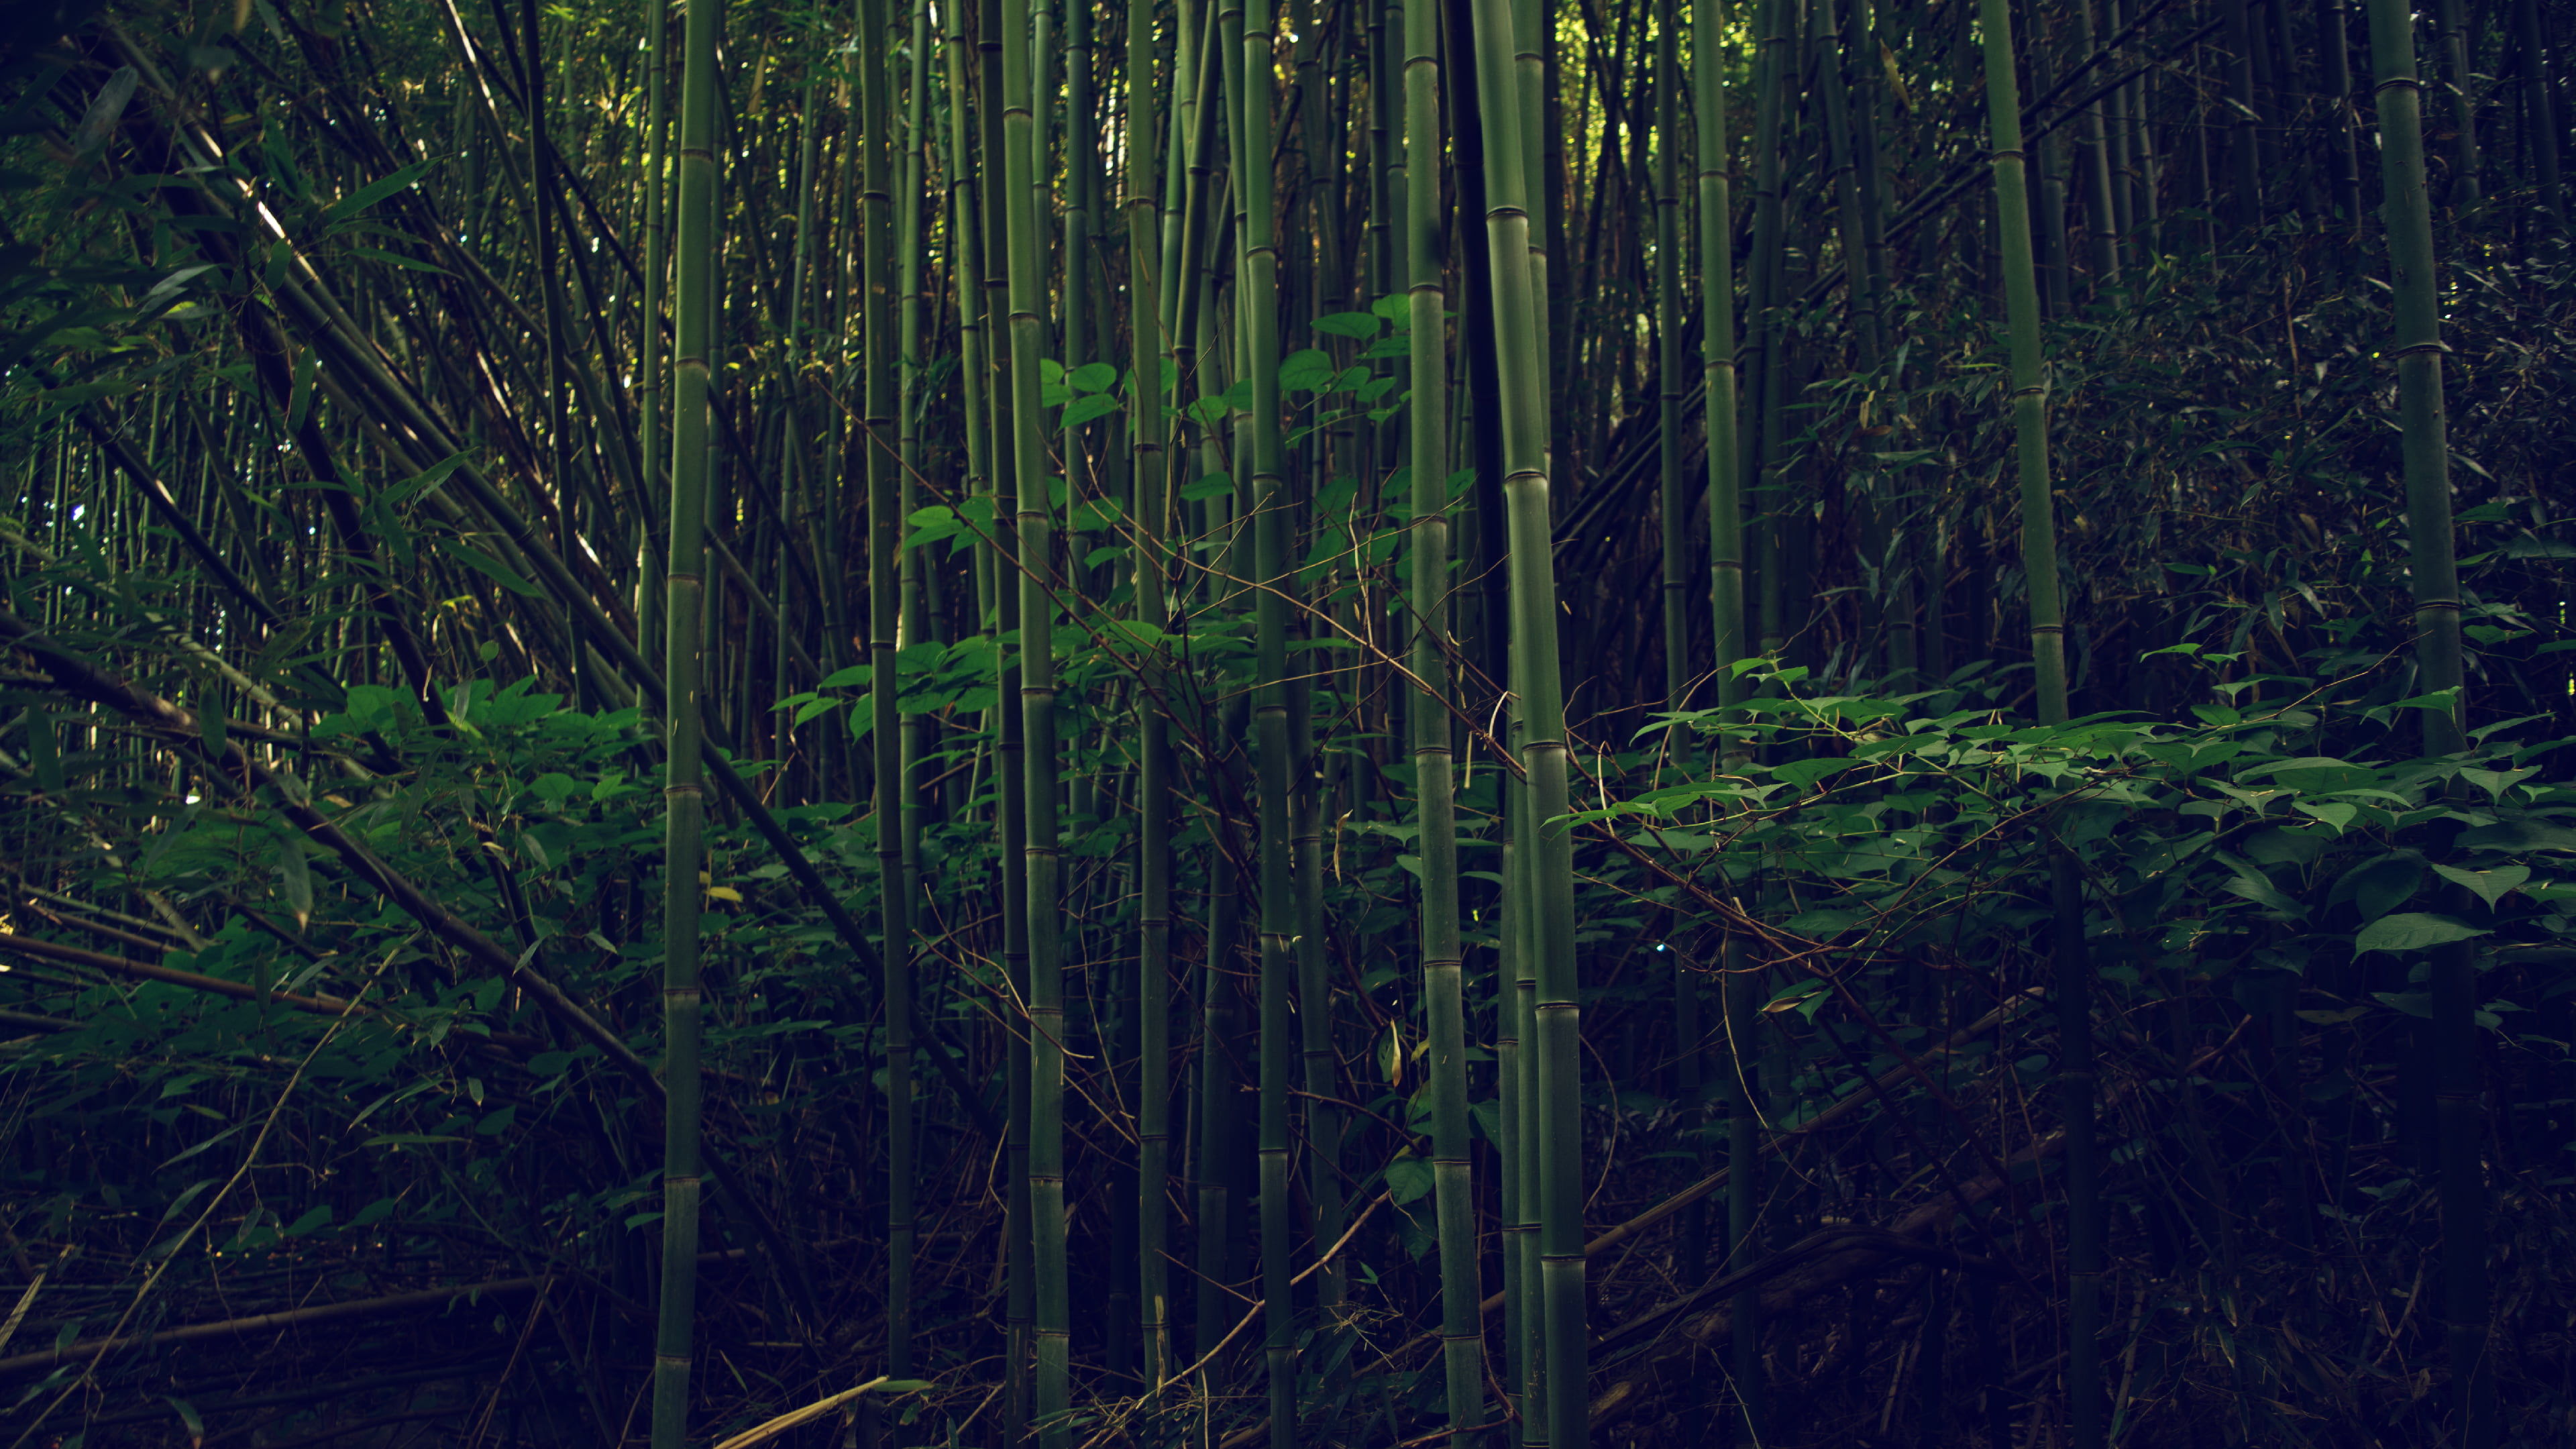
<box><xmin>857</xmin><ymin>0</ymin><xmax>916</xmax><ymax>1381</ymax></box>
<box><xmin>1226</xmin><ymin>0</ymin><xmax>1298</xmax><ymax>1435</ymax></box>
<box><xmin>999</xmin><ymin>0</ymin><xmax>1071</xmax><ymax>1432</ymax></box>
<box><xmin>1124</xmin><ymin>0</ymin><xmax>1176</xmax><ymax>1404</ymax></box>
<box><xmin>1972</xmin><ymin>5</ymin><xmax>2096</xmax><ymax>1447</ymax></box>
<box><xmin>645</xmin><ymin>0</ymin><xmax>720</xmax><ymax>1438</ymax></box>
<box><xmin>2432</xmin><ymin>0</ymin><xmax>2483</xmax><ymax>206</ymax></box>
<box><xmin>1404</xmin><ymin>0</ymin><xmax>1481</xmax><ymax>1436</ymax></box>
<box><xmin>2363</xmin><ymin>3</ymin><xmax>2486</xmax><ymax>1444</ymax></box>
<box><xmin>1656</xmin><ymin>0</ymin><xmax>1686</xmax><ymax>712</ymax></box>
<box><xmin>1465</xmin><ymin>2</ymin><xmax>1585</xmax><ymax>1444</ymax></box>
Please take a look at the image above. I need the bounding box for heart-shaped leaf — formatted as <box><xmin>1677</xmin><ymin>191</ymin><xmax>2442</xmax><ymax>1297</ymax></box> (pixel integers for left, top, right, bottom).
<box><xmin>2432</xmin><ymin>862</ymin><xmax>2529</xmax><ymax>910</ymax></box>
<box><xmin>2353</xmin><ymin>912</ymin><xmax>2489</xmax><ymax>954</ymax></box>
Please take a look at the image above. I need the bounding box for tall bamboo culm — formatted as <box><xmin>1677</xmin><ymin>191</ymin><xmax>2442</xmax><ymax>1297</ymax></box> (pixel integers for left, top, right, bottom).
<box><xmin>1000</xmin><ymin>0</ymin><xmax>1071</xmax><ymax>1430</ymax></box>
<box><xmin>649</xmin><ymin>0</ymin><xmax>720</xmax><ymax>1440</ymax></box>
<box><xmin>1974</xmin><ymin>5</ymin><xmax>2097</xmax><ymax>1447</ymax></box>
<box><xmin>857</xmin><ymin>0</ymin><xmax>914</xmax><ymax>1381</ymax></box>
<box><xmin>1689</xmin><ymin>0</ymin><xmax>1744</xmax><ymax>1434</ymax></box>
<box><xmin>1124</xmin><ymin>0</ymin><xmax>1174</xmax><ymax>1397</ymax></box>
<box><xmin>1404</xmin><ymin>0</ymin><xmax>1480</xmax><ymax>1438</ymax></box>
<box><xmin>2363</xmin><ymin>3</ymin><xmax>2487</xmax><ymax>1445</ymax></box>
<box><xmin>1655</xmin><ymin>0</ymin><xmax>1684</xmax><ymax>713</ymax></box>
<box><xmin>1230</xmin><ymin>0</ymin><xmax>1297</xmax><ymax>1435</ymax></box>
<box><xmin>1467</xmin><ymin>1</ymin><xmax>1584</xmax><ymax>1444</ymax></box>
<box><xmin>635</xmin><ymin>0</ymin><xmax>669</xmax><ymax>655</ymax></box>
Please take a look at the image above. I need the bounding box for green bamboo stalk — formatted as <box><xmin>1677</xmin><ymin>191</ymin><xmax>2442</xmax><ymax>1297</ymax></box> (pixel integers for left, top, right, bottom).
<box><xmin>1063</xmin><ymin>0</ymin><xmax>1091</xmax><ymax>377</ymax></box>
<box><xmin>1507</xmin><ymin>778</ymin><xmax>1546</xmax><ymax>1449</ymax></box>
<box><xmin>1974</xmin><ymin>7</ymin><xmax>2097</xmax><ymax>1448</ymax></box>
<box><xmin>636</xmin><ymin>0</ymin><xmax>669</xmax><ymax>662</ymax></box>
<box><xmin>2509</xmin><ymin>0</ymin><xmax>2563</xmax><ymax>227</ymax></box>
<box><xmin>938</xmin><ymin>30</ymin><xmax>1012</xmax><ymax>1398</ymax></box>
<box><xmin>1688</xmin><ymin>0</ymin><xmax>1746</xmax><ymax>1434</ymax></box>
<box><xmin>1228</xmin><ymin>0</ymin><xmax>1297</xmax><ymax>1435</ymax></box>
<box><xmin>942</xmin><ymin>0</ymin><xmax>997</xmax><ymax>653</ymax></box>
<box><xmin>1974</xmin><ymin>0</ymin><xmax>2071</xmax><ymax>729</ymax></box>
<box><xmin>1122</xmin><ymin>0</ymin><xmax>1175</xmax><ymax>1399</ymax></box>
<box><xmin>1000</xmin><ymin>0</ymin><xmax>1071</xmax><ymax>1433</ymax></box>
<box><xmin>1695</xmin><ymin>0</ymin><xmax>1743</xmax><ymax>708</ymax></box>
<box><xmin>2363</xmin><ymin>3</ymin><xmax>2485</xmax><ymax>1444</ymax></box>
<box><xmin>857</xmin><ymin>0</ymin><xmax>916</xmax><ymax>1381</ymax></box>
<box><xmin>1371</xmin><ymin>0</ymin><xmax>1399</xmax><ymax>324</ymax></box>
<box><xmin>1293</xmin><ymin>738</ymin><xmax>1344</xmax><ymax>1340</ymax></box>
<box><xmin>1466</xmin><ymin>2</ymin><xmax>1582</xmax><ymax>1444</ymax></box>
<box><xmin>519</xmin><ymin>0</ymin><xmax>578</xmax><ymax>704</ymax></box>
<box><xmin>1814</xmin><ymin>0</ymin><xmax>1892</xmax><ymax>674</ymax></box>
<box><xmin>2068</xmin><ymin>0</ymin><xmax>2120</xmax><ymax>286</ymax></box>
<box><xmin>2432</xmin><ymin>0</ymin><xmax>2482</xmax><ymax>206</ymax></box>
<box><xmin>2216</xmin><ymin>0</ymin><xmax>2263</xmax><ymax>229</ymax></box>
<box><xmin>1739</xmin><ymin>0</ymin><xmax>1789</xmax><ymax>535</ymax></box>
<box><xmin>1815</xmin><ymin>0</ymin><xmax>1882</xmax><ymax>367</ymax></box>
<box><xmin>983</xmin><ymin>0</ymin><xmax>1039</xmax><ymax>1429</ymax></box>
<box><xmin>1719</xmin><ymin>2</ymin><xmax>1774</xmax><ymax>1433</ymax></box>
<box><xmin>1043</xmin><ymin>36</ymin><xmax>1091</xmax><ymax>1417</ymax></box>
<box><xmin>1197</xmin><ymin>802</ymin><xmax>1244</xmax><ymax>1371</ymax></box>
<box><xmin>1494</xmin><ymin>823</ymin><xmax>1529</xmax><ymax>1439</ymax></box>
<box><xmin>1840</xmin><ymin>0</ymin><xmax>1910</xmax><ymax>675</ymax></box>
<box><xmin>786</xmin><ymin>29</ymin><xmax>826</xmax><ymax>780</ymax></box>
<box><xmin>1157</xmin><ymin>0</ymin><xmax>1197</xmax><ymax>336</ymax></box>
<box><xmin>1510</xmin><ymin>0</ymin><xmax>1550</xmax><ymax>433</ymax></box>
<box><xmin>1403</xmin><ymin>2</ymin><xmax>1482</xmax><ymax>1439</ymax></box>
<box><xmin>1656</xmin><ymin>0</ymin><xmax>1686</xmax><ymax>712</ymax></box>
<box><xmin>647</xmin><ymin>0</ymin><xmax>719</xmax><ymax>1440</ymax></box>
<box><xmin>1648</xmin><ymin>14</ymin><xmax>1710</xmax><ymax>1402</ymax></box>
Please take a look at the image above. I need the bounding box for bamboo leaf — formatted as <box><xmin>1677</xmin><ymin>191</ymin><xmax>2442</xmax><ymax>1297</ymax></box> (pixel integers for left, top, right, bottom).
<box><xmin>70</xmin><ymin>68</ymin><xmax>138</xmax><ymax>160</ymax></box>
<box><xmin>345</xmin><ymin>245</ymin><xmax>453</xmax><ymax>276</ymax></box>
<box><xmin>321</xmin><ymin>156</ymin><xmax>443</xmax><ymax>229</ymax></box>
<box><xmin>274</xmin><ymin>830</ymin><xmax>313</xmax><ymax>930</ymax></box>
<box><xmin>285</xmin><ymin>345</ymin><xmax>319</xmax><ymax>433</ymax></box>
<box><xmin>437</xmin><ymin>538</ymin><xmax>546</xmax><ymax>597</ymax></box>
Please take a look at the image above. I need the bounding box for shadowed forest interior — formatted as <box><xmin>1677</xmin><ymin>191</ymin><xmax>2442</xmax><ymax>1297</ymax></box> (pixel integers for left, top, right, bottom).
<box><xmin>2</xmin><ymin>0</ymin><xmax>2574</xmax><ymax>1445</ymax></box>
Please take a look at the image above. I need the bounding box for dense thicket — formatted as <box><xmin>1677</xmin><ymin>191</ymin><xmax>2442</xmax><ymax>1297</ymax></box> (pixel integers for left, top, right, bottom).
<box><xmin>3</xmin><ymin>0</ymin><xmax>2574</xmax><ymax>1446</ymax></box>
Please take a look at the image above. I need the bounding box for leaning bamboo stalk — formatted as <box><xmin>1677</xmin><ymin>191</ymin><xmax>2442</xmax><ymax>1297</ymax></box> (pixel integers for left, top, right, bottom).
<box><xmin>0</xmin><ymin>932</ymin><xmax>370</xmax><ymax>1020</ymax></box>
<box><xmin>634</xmin><ymin>0</ymin><xmax>671</xmax><ymax>666</ymax></box>
<box><xmin>0</xmin><ymin>1277</ymin><xmax>563</xmax><ymax>1380</ymax></box>
<box><xmin>708</xmin><ymin>1380</ymin><xmax>894</xmax><ymax>1449</ymax></box>
<box><xmin>145</xmin><ymin>123</ymin><xmax>992</xmax><ymax>1125</ymax></box>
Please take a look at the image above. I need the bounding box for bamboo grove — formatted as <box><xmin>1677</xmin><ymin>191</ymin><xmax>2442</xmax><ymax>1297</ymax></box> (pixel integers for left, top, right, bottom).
<box><xmin>3</xmin><ymin>0</ymin><xmax>2575</xmax><ymax>1445</ymax></box>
